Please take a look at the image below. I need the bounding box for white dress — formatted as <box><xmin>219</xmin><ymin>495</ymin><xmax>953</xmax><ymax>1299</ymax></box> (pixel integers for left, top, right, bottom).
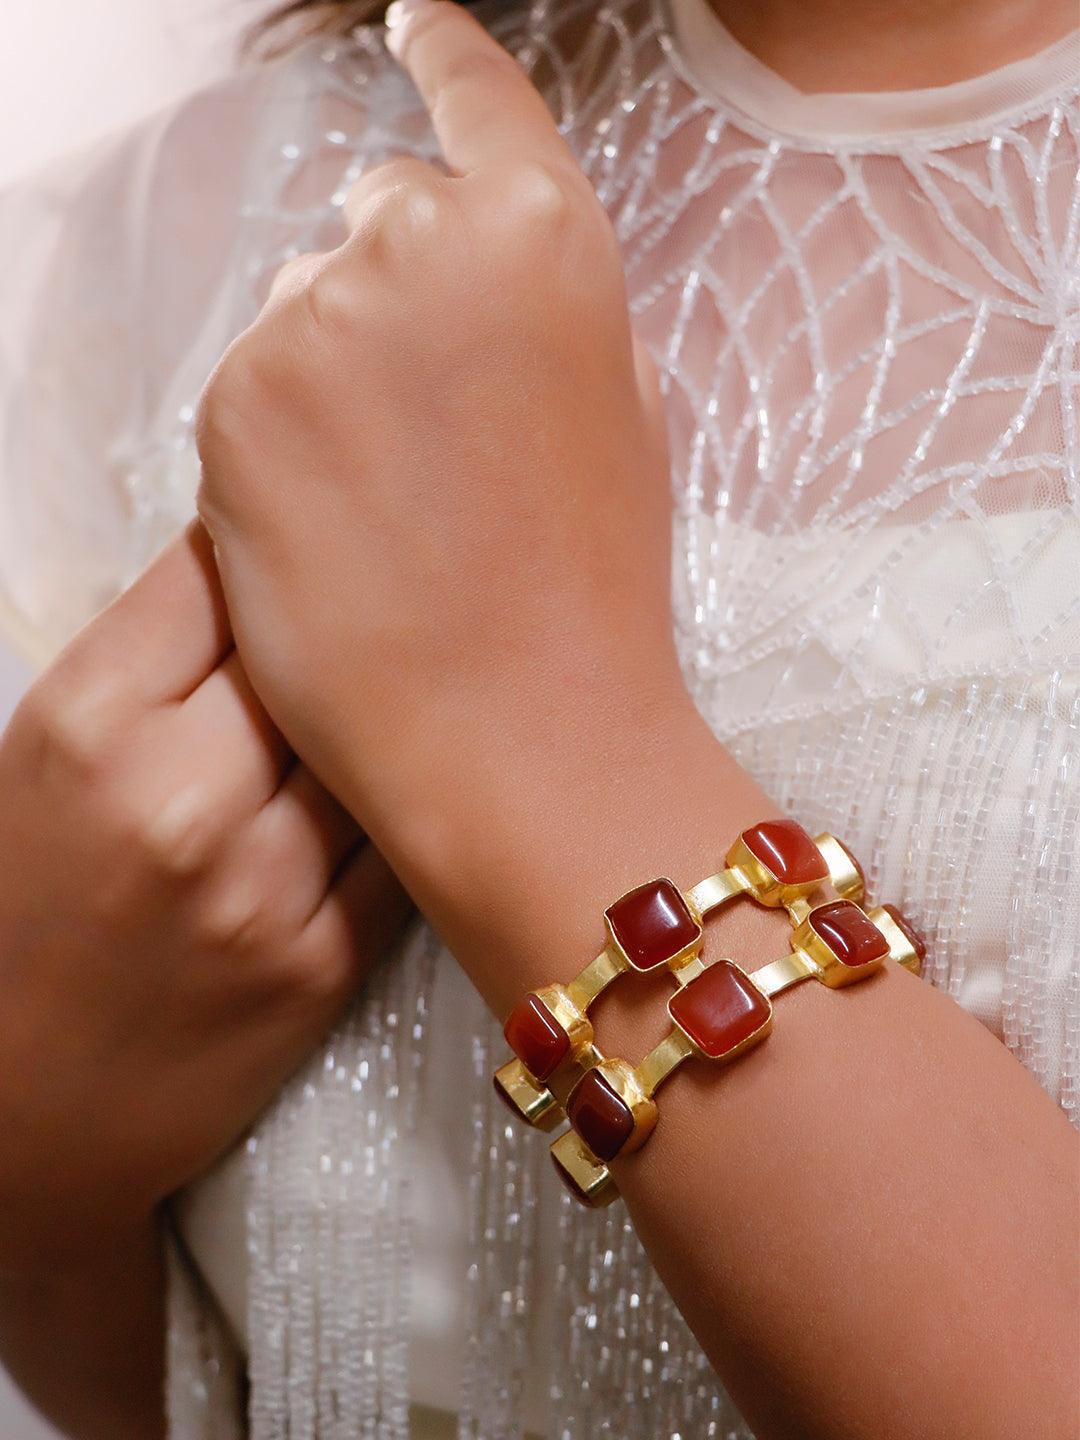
<box><xmin>1</xmin><ymin>3</ymin><xmax>1077</xmax><ymax>1436</ymax></box>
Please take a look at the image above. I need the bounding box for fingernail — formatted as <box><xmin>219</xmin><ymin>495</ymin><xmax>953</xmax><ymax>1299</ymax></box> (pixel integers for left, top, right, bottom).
<box><xmin>384</xmin><ymin>0</ymin><xmax>426</xmax><ymax>58</ymax></box>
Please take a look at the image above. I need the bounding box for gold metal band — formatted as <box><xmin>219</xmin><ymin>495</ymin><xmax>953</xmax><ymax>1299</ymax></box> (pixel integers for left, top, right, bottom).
<box><xmin>567</xmin><ymin>944</ymin><xmax>625</xmax><ymax>1009</ymax></box>
<box><xmin>751</xmin><ymin>950</ymin><xmax>814</xmax><ymax>997</ymax></box>
<box><xmin>492</xmin><ymin>821</ymin><xmax>926</xmax><ymax>1208</ymax></box>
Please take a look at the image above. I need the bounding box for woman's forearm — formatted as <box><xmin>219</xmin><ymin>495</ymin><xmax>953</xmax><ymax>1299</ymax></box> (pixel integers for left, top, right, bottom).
<box><xmin>0</xmin><ymin>1216</ymin><xmax>164</xmax><ymax>1440</ymax></box>
<box><xmin>379</xmin><ymin>694</ymin><xmax>1078</xmax><ymax>1440</ymax></box>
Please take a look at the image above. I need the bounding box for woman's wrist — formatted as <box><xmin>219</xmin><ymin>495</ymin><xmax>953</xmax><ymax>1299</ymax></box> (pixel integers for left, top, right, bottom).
<box><xmin>377</xmin><ymin>677</ymin><xmax>787</xmax><ymax>1024</ymax></box>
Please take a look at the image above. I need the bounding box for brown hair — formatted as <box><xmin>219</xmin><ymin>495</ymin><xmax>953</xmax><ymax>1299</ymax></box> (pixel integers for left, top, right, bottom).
<box><xmin>258</xmin><ymin>0</ymin><xmax>385</xmax><ymax>48</ymax></box>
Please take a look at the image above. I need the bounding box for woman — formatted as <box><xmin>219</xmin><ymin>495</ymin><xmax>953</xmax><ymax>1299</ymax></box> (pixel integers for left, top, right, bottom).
<box><xmin>0</xmin><ymin>0</ymin><xmax>1076</xmax><ymax>1437</ymax></box>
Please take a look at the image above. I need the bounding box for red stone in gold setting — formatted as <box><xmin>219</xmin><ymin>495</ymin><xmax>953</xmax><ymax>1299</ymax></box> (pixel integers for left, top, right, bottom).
<box><xmin>742</xmin><ymin>819</ymin><xmax>829</xmax><ymax>886</ymax></box>
<box><xmin>669</xmin><ymin>960</ymin><xmax>771</xmax><ymax>1059</ymax></box>
<box><xmin>503</xmin><ymin>994</ymin><xmax>570</xmax><ymax>1081</ymax></box>
<box><xmin>882</xmin><ymin>903</ymin><xmax>928</xmax><ymax>962</ymax></box>
<box><xmin>810</xmin><ymin>900</ymin><xmax>889</xmax><ymax>968</ymax></box>
<box><xmin>567</xmin><ymin>1070</ymin><xmax>635</xmax><ymax>1162</ymax></box>
<box><xmin>605</xmin><ymin>878</ymin><xmax>701</xmax><ymax>972</ymax></box>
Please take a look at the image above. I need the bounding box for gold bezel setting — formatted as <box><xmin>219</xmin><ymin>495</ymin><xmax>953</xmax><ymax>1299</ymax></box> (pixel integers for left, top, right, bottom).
<box><xmin>550</xmin><ymin>1129</ymin><xmax>620</xmax><ymax>1208</ymax></box>
<box><xmin>603</xmin><ymin>877</ymin><xmax>705</xmax><ymax>975</ymax></box>
<box><xmin>792</xmin><ymin>901</ymin><xmax>890</xmax><ymax>988</ymax></box>
<box><xmin>813</xmin><ymin>831</ymin><xmax>866</xmax><ymax>903</ymax></box>
<box><xmin>866</xmin><ymin>904</ymin><xmax>925</xmax><ymax>975</ymax></box>
<box><xmin>495</xmin><ymin>822</ymin><xmax>927</xmax><ymax>1207</ymax></box>
<box><xmin>667</xmin><ymin>959</ymin><xmax>775</xmax><ymax>1063</ymax></box>
<box><xmin>493</xmin><ymin>1058</ymin><xmax>563</xmax><ymax>1131</ymax></box>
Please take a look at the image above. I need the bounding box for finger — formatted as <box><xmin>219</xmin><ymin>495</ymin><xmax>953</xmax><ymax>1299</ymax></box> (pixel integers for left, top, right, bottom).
<box><xmin>245</xmin><ymin>763</ymin><xmax>363</xmax><ymax>923</ymax></box>
<box><xmin>342</xmin><ymin>155</ymin><xmax>444</xmax><ymax>236</ymax></box>
<box><xmin>266</xmin><ymin>250</ymin><xmax>329</xmax><ymax>306</ymax></box>
<box><xmin>385</xmin><ymin>0</ymin><xmax>572</xmax><ymax>174</ymax></box>
<box><xmin>347</xmin><ymin>155</ymin><xmax>449</xmax><ymax>237</ymax></box>
<box><xmin>300</xmin><ymin>844</ymin><xmax>414</xmax><ymax>992</ymax></box>
<box><xmin>74</xmin><ymin>520</ymin><xmax>231</xmax><ymax>706</ymax></box>
<box><xmin>168</xmin><ymin>650</ymin><xmax>293</xmax><ymax>814</ymax></box>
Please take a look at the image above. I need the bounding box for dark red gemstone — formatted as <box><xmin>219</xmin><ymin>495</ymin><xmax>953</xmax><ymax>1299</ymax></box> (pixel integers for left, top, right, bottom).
<box><xmin>567</xmin><ymin>1070</ymin><xmax>635</xmax><ymax>1162</ymax></box>
<box><xmin>605</xmin><ymin>878</ymin><xmax>701</xmax><ymax>971</ymax></box>
<box><xmin>669</xmin><ymin>960</ymin><xmax>771</xmax><ymax>1059</ymax></box>
<box><xmin>810</xmin><ymin>900</ymin><xmax>889</xmax><ymax>968</ymax></box>
<box><xmin>883</xmin><ymin>903</ymin><xmax>928</xmax><ymax>961</ymax></box>
<box><xmin>742</xmin><ymin>819</ymin><xmax>829</xmax><ymax>886</ymax></box>
<box><xmin>503</xmin><ymin>994</ymin><xmax>570</xmax><ymax>1081</ymax></box>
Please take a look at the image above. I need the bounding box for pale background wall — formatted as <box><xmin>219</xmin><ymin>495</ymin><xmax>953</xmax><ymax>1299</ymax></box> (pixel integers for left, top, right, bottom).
<box><xmin>0</xmin><ymin>3</ymin><xmax>247</xmax><ymax>1432</ymax></box>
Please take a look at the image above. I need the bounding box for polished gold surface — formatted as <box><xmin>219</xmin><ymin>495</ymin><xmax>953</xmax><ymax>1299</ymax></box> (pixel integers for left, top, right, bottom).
<box><xmin>814</xmin><ymin>831</ymin><xmax>866</xmax><ymax>903</ymax></box>
<box><xmin>792</xmin><ymin>906</ymin><xmax>888</xmax><ymax>988</ymax></box>
<box><xmin>684</xmin><ymin>867</ymin><xmax>747</xmax><ymax>915</ymax></box>
<box><xmin>591</xmin><ymin>1057</ymin><xmax>659</xmax><ymax>1155</ymax></box>
<box><xmin>723</xmin><ymin>834</ymin><xmax>823</xmax><ymax>910</ymax></box>
<box><xmin>866</xmin><ymin>904</ymin><xmax>924</xmax><ymax>975</ymax></box>
<box><xmin>550</xmin><ymin>1129</ymin><xmax>620</xmax><ymax>1208</ymax></box>
<box><xmin>636</xmin><ymin>1028</ymin><xmax>694</xmax><ymax>1096</ymax></box>
<box><xmin>495</xmin><ymin>826</ymin><xmax>923</xmax><ymax>1205</ymax></box>
<box><xmin>750</xmin><ymin>950</ymin><xmax>814</xmax><ymax>998</ymax></box>
<box><xmin>568</xmin><ymin>944</ymin><xmax>626</xmax><ymax>1007</ymax></box>
<box><xmin>493</xmin><ymin>1059</ymin><xmax>563</xmax><ymax>1132</ymax></box>
<box><xmin>536</xmin><ymin>983</ymin><xmax>594</xmax><ymax>1060</ymax></box>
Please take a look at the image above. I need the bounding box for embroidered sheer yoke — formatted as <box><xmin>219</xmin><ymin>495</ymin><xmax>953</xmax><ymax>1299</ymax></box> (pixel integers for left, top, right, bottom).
<box><xmin>0</xmin><ymin>2</ymin><xmax>1077</xmax><ymax>1436</ymax></box>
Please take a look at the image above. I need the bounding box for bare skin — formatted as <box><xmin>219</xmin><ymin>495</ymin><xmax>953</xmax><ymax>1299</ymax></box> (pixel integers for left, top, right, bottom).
<box><xmin>0</xmin><ymin>528</ymin><xmax>410</xmax><ymax>1438</ymax></box>
<box><xmin>713</xmin><ymin>0</ymin><xmax>1077</xmax><ymax>92</ymax></box>
<box><xmin>2</xmin><ymin>0</ymin><xmax>1077</xmax><ymax>1436</ymax></box>
<box><xmin>193</xmin><ymin>3</ymin><xmax>1079</xmax><ymax>1438</ymax></box>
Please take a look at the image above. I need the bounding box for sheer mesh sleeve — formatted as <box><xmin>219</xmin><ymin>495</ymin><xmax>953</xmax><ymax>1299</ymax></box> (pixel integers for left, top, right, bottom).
<box><xmin>0</xmin><ymin>76</ymin><xmax>255</xmax><ymax>658</ymax></box>
<box><xmin>0</xmin><ymin>37</ymin><xmax>412</xmax><ymax>661</ymax></box>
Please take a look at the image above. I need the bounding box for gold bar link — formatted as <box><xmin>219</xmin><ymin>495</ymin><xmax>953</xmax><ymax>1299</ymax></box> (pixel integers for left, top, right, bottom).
<box><xmin>567</xmin><ymin>944</ymin><xmax>626</xmax><ymax>1009</ymax></box>
<box><xmin>635</xmin><ymin>1029</ymin><xmax>694</xmax><ymax>1098</ymax></box>
<box><xmin>670</xmin><ymin>954</ymin><xmax>706</xmax><ymax>987</ymax></box>
<box><xmin>493</xmin><ymin>1059</ymin><xmax>564</xmax><ymax>1131</ymax></box>
<box><xmin>550</xmin><ymin>1129</ymin><xmax>620</xmax><ymax>1208</ymax></box>
<box><xmin>787</xmin><ymin>897</ymin><xmax>812</xmax><ymax>927</ymax></box>
<box><xmin>751</xmin><ymin>949</ymin><xmax>815</xmax><ymax>998</ymax></box>
<box><xmin>685</xmin><ymin>867</ymin><xmax>747</xmax><ymax>917</ymax></box>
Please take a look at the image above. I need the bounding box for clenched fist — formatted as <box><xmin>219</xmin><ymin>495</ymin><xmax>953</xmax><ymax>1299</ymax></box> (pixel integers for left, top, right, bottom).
<box><xmin>195</xmin><ymin>0</ymin><xmax>689</xmax><ymax>930</ymax></box>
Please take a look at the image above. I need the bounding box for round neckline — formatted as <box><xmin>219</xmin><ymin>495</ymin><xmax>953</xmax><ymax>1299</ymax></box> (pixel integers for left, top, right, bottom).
<box><xmin>661</xmin><ymin>0</ymin><xmax>1079</xmax><ymax>146</ymax></box>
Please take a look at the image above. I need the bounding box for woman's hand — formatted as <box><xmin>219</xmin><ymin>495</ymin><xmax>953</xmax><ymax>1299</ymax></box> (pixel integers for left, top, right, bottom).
<box><xmin>191</xmin><ymin>11</ymin><xmax>1078</xmax><ymax>1439</ymax></box>
<box><xmin>195</xmin><ymin>0</ymin><xmax>689</xmax><ymax>925</ymax></box>
<box><xmin>0</xmin><ymin>523</ymin><xmax>409</xmax><ymax>1274</ymax></box>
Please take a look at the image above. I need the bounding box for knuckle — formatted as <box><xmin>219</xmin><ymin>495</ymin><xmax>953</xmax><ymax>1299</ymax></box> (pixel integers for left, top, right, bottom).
<box><xmin>505</xmin><ymin>159</ymin><xmax>574</xmax><ymax>223</ymax></box>
<box><xmin>278</xmin><ymin>944</ymin><xmax>355</xmax><ymax>1014</ymax></box>
<box><xmin>268</xmin><ymin>250</ymin><xmax>324</xmax><ymax>300</ymax></box>
<box><xmin>195</xmin><ymin>884</ymin><xmax>276</xmax><ymax>955</ymax></box>
<box><xmin>131</xmin><ymin>786</ymin><xmax>220</xmax><ymax>879</ymax></box>
<box><xmin>374</xmin><ymin>178</ymin><xmax>455</xmax><ymax>254</ymax></box>
<box><xmin>18</xmin><ymin>664</ymin><xmax>122</xmax><ymax>778</ymax></box>
<box><xmin>494</xmin><ymin>159</ymin><xmax>616</xmax><ymax>261</ymax></box>
<box><xmin>195</xmin><ymin>335</ymin><xmax>280</xmax><ymax>529</ymax></box>
<box><xmin>302</xmin><ymin>263</ymin><xmax>364</xmax><ymax>336</ymax></box>
<box><xmin>195</xmin><ymin>341</ymin><xmax>259</xmax><ymax>466</ymax></box>
<box><xmin>352</xmin><ymin>156</ymin><xmax>432</xmax><ymax>201</ymax></box>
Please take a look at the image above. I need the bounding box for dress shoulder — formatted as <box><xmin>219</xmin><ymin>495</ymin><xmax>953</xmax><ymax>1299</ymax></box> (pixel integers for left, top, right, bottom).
<box><xmin>0</xmin><ymin>34</ymin><xmax>431</xmax><ymax>660</ymax></box>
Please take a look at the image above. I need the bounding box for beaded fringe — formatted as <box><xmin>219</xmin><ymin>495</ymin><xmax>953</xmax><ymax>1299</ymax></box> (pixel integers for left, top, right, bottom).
<box><xmin>160</xmin><ymin>0</ymin><xmax>1078</xmax><ymax>1431</ymax></box>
